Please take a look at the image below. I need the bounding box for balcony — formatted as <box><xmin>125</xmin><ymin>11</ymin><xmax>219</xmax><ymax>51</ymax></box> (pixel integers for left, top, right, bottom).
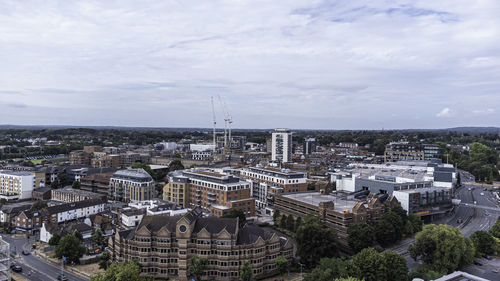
<box><xmin>207</xmin><ymin>191</ymin><xmax>216</xmax><ymax>197</ymax></box>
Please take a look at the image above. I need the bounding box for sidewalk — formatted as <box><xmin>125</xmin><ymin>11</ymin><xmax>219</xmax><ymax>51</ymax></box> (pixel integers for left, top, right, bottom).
<box><xmin>33</xmin><ymin>246</ymin><xmax>97</xmax><ymax>279</ymax></box>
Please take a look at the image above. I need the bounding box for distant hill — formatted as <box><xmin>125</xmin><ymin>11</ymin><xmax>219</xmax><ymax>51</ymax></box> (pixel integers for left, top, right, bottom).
<box><xmin>0</xmin><ymin>124</ymin><xmax>498</xmax><ymax>133</ymax></box>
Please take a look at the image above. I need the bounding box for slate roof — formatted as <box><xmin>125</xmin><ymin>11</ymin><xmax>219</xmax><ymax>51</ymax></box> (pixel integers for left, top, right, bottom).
<box><xmin>193</xmin><ymin>217</ymin><xmax>238</xmax><ymax>235</ymax></box>
<box><xmin>236</xmin><ymin>225</ymin><xmax>274</xmax><ymax>245</ymax></box>
<box><xmin>137</xmin><ymin>215</ymin><xmax>178</xmax><ymax>233</ymax></box>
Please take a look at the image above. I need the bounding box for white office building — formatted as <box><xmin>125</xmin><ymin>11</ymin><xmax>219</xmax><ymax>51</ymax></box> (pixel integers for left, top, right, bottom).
<box><xmin>271</xmin><ymin>129</ymin><xmax>292</xmax><ymax>163</ymax></box>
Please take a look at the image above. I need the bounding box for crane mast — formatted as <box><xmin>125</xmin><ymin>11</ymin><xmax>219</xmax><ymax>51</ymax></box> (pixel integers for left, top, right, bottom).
<box><xmin>211</xmin><ymin>96</ymin><xmax>216</xmax><ymax>153</ymax></box>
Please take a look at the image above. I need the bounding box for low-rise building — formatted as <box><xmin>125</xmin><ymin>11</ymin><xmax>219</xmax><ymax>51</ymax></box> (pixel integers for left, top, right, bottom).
<box><xmin>392</xmin><ymin>186</ymin><xmax>453</xmax><ymax>215</ymax></box>
<box><xmin>274</xmin><ymin>191</ymin><xmax>400</xmax><ymax>244</ymax></box>
<box><xmin>384</xmin><ymin>142</ymin><xmax>441</xmax><ymax>162</ymax></box>
<box><xmin>0</xmin><ymin>170</ymin><xmax>35</xmax><ymax>200</ymax></box>
<box><xmin>51</xmin><ymin>187</ymin><xmax>105</xmax><ymax>203</ymax></box>
<box><xmin>14</xmin><ymin>199</ymin><xmax>105</xmax><ymax>230</ymax></box>
<box><xmin>81</xmin><ymin>172</ymin><xmax>114</xmax><ymax>195</ymax></box>
<box><xmin>110</xmin><ymin>208</ymin><xmax>294</xmax><ymax>280</ymax></box>
<box><xmin>120</xmin><ymin>208</ymin><xmax>146</xmax><ymax>228</ymax></box>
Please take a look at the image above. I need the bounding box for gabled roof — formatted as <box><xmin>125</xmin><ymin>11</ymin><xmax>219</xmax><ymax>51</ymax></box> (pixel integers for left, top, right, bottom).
<box><xmin>236</xmin><ymin>225</ymin><xmax>274</xmax><ymax>245</ymax></box>
<box><xmin>193</xmin><ymin>217</ymin><xmax>238</xmax><ymax>235</ymax></box>
<box><xmin>137</xmin><ymin>215</ymin><xmax>178</xmax><ymax>233</ymax></box>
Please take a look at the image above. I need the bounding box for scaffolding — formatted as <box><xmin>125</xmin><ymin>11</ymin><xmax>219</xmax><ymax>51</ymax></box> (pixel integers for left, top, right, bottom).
<box><xmin>0</xmin><ymin>236</ymin><xmax>9</xmax><ymax>281</ymax></box>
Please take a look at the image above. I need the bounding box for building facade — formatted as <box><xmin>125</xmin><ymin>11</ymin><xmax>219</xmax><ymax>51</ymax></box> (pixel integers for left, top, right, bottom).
<box><xmin>274</xmin><ymin>191</ymin><xmax>400</xmax><ymax>244</ymax></box>
<box><xmin>109</xmin><ymin>169</ymin><xmax>155</xmax><ymax>202</ymax></box>
<box><xmin>51</xmin><ymin>187</ymin><xmax>105</xmax><ymax>203</ymax></box>
<box><xmin>110</xmin><ymin>208</ymin><xmax>294</xmax><ymax>280</ymax></box>
<box><xmin>384</xmin><ymin>142</ymin><xmax>441</xmax><ymax>162</ymax></box>
<box><xmin>303</xmin><ymin>138</ymin><xmax>317</xmax><ymax>154</ymax></box>
<box><xmin>239</xmin><ymin>167</ymin><xmax>307</xmax><ymax>212</ymax></box>
<box><xmin>81</xmin><ymin>172</ymin><xmax>114</xmax><ymax>195</ymax></box>
<box><xmin>0</xmin><ymin>170</ymin><xmax>35</xmax><ymax>200</ymax></box>
<box><xmin>271</xmin><ymin>129</ymin><xmax>292</xmax><ymax>163</ymax></box>
<box><xmin>163</xmin><ymin>174</ymin><xmax>190</xmax><ymax>208</ymax></box>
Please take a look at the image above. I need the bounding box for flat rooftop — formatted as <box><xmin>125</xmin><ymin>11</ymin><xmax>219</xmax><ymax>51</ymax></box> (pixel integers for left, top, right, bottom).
<box><xmin>346</xmin><ymin>166</ymin><xmax>429</xmax><ymax>182</ymax></box>
<box><xmin>281</xmin><ymin>192</ymin><xmax>359</xmax><ymax>212</ymax></box>
<box><xmin>0</xmin><ymin>170</ymin><xmax>33</xmax><ymax>176</ymax></box>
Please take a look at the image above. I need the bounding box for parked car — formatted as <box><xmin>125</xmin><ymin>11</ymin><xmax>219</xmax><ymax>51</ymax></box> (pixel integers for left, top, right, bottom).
<box><xmin>57</xmin><ymin>274</ymin><xmax>69</xmax><ymax>281</ymax></box>
<box><xmin>22</xmin><ymin>250</ymin><xmax>30</xmax><ymax>255</ymax></box>
<box><xmin>12</xmin><ymin>265</ymin><xmax>22</xmax><ymax>272</ymax></box>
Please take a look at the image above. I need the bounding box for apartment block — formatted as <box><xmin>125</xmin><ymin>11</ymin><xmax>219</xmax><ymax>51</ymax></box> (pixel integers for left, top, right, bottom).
<box><xmin>81</xmin><ymin>172</ymin><xmax>115</xmax><ymax>195</ymax></box>
<box><xmin>109</xmin><ymin>169</ymin><xmax>155</xmax><ymax>202</ymax></box>
<box><xmin>110</xmin><ymin>208</ymin><xmax>293</xmax><ymax>280</ymax></box>
<box><xmin>271</xmin><ymin>129</ymin><xmax>292</xmax><ymax>163</ymax></box>
<box><xmin>163</xmin><ymin>174</ymin><xmax>190</xmax><ymax>208</ymax></box>
<box><xmin>167</xmin><ymin>169</ymin><xmax>255</xmax><ymax>217</ymax></box>
<box><xmin>0</xmin><ymin>170</ymin><xmax>35</xmax><ymax>200</ymax></box>
<box><xmin>384</xmin><ymin>142</ymin><xmax>441</xmax><ymax>162</ymax></box>
<box><xmin>239</xmin><ymin>167</ymin><xmax>307</xmax><ymax>211</ymax></box>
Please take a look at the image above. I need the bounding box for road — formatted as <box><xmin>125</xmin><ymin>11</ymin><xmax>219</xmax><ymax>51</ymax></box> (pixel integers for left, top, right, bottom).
<box><xmin>391</xmin><ymin>171</ymin><xmax>500</xmax><ymax>275</ymax></box>
<box><xmin>3</xmin><ymin>235</ymin><xmax>89</xmax><ymax>281</ymax></box>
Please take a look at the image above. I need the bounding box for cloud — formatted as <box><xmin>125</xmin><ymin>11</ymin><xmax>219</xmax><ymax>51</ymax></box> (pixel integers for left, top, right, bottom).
<box><xmin>0</xmin><ymin>0</ymin><xmax>499</xmax><ymax>129</ymax></box>
<box><xmin>471</xmin><ymin>108</ymin><xmax>495</xmax><ymax>115</ymax></box>
<box><xmin>436</xmin><ymin>107</ymin><xmax>452</xmax><ymax>118</ymax></box>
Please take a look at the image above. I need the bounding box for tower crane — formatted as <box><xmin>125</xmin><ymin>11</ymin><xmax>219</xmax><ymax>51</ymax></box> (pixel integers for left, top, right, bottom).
<box><xmin>218</xmin><ymin>95</ymin><xmax>233</xmax><ymax>154</ymax></box>
<box><xmin>211</xmin><ymin>96</ymin><xmax>217</xmax><ymax>153</ymax></box>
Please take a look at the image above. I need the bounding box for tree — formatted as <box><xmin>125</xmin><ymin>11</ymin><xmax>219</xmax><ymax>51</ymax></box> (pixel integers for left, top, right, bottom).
<box><xmin>296</xmin><ymin>215</ymin><xmax>338</xmax><ymax>268</ymax></box>
<box><xmin>73</xmin><ymin>230</ymin><xmax>83</xmax><ymax>241</ymax></box>
<box><xmin>286</xmin><ymin>215</ymin><xmax>295</xmax><ymax>231</ymax></box>
<box><xmin>294</xmin><ymin>216</ymin><xmax>302</xmax><ymax>232</ymax></box>
<box><xmin>98</xmin><ymin>251</ymin><xmax>111</xmax><ymax>270</ymax></box>
<box><xmin>490</xmin><ymin>219</ymin><xmax>500</xmax><ymax>239</ymax></box>
<box><xmin>382</xmin><ymin>251</ymin><xmax>408</xmax><ymax>281</ymax></box>
<box><xmin>304</xmin><ymin>258</ymin><xmax>359</xmax><ymax>281</ymax></box>
<box><xmin>348</xmin><ymin>223</ymin><xmax>375</xmax><ymax>253</ymax></box>
<box><xmin>375</xmin><ymin>210</ymin><xmax>404</xmax><ymax>246</ymax></box>
<box><xmin>239</xmin><ymin>260</ymin><xmax>252</xmax><ymax>281</ymax></box>
<box><xmin>352</xmin><ymin>248</ymin><xmax>387</xmax><ymax>281</ymax></box>
<box><xmin>222</xmin><ymin>209</ymin><xmax>246</xmax><ymax>227</ymax></box>
<box><xmin>408</xmin><ymin>265</ymin><xmax>444</xmax><ymax>281</ymax></box>
<box><xmin>48</xmin><ymin>233</ymin><xmax>61</xmax><ymax>246</ymax></box>
<box><xmin>405</xmin><ymin>213</ymin><xmax>423</xmax><ymax>235</ymax></box>
<box><xmin>92</xmin><ymin>229</ymin><xmax>106</xmax><ymax>248</ymax></box>
<box><xmin>188</xmin><ymin>257</ymin><xmax>208</xmax><ymax>281</ymax></box>
<box><xmin>131</xmin><ymin>162</ymin><xmax>156</xmax><ymax>179</ymax></box>
<box><xmin>409</xmin><ymin>224</ymin><xmax>475</xmax><ymax>273</ymax></box>
<box><xmin>72</xmin><ymin>181</ymin><xmax>81</xmax><ymax>189</ymax></box>
<box><xmin>31</xmin><ymin>200</ymin><xmax>48</xmax><ymax>211</ymax></box>
<box><xmin>273</xmin><ymin>210</ymin><xmax>280</xmax><ymax>224</ymax></box>
<box><xmin>470</xmin><ymin>231</ymin><xmax>495</xmax><ymax>256</ymax></box>
<box><xmin>55</xmin><ymin>233</ymin><xmax>86</xmax><ymax>264</ymax></box>
<box><xmin>169</xmin><ymin>160</ymin><xmax>184</xmax><ymax>172</ymax></box>
<box><xmin>276</xmin><ymin>256</ymin><xmax>288</xmax><ymax>278</ymax></box>
<box><xmin>280</xmin><ymin>214</ymin><xmax>287</xmax><ymax>229</ymax></box>
<box><xmin>335</xmin><ymin>278</ymin><xmax>362</xmax><ymax>281</ymax></box>
<box><xmin>91</xmin><ymin>260</ymin><xmax>153</xmax><ymax>281</ymax></box>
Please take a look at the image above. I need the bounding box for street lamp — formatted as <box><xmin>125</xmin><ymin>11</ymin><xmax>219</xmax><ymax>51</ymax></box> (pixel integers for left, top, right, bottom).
<box><xmin>299</xmin><ymin>262</ymin><xmax>304</xmax><ymax>281</ymax></box>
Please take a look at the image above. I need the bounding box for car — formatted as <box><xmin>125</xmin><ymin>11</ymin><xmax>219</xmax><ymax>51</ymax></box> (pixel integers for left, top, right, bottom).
<box><xmin>22</xmin><ymin>250</ymin><xmax>30</xmax><ymax>255</ymax></box>
<box><xmin>474</xmin><ymin>201</ymin><xmax>477</xmax><ymax>204</ymax></box>
<box><xmin>474</xmin><ymin>261</ymin><xmax>483</xmax><ymax>266</ymax></box>
<box><xmin>457</xmin><ymin>218</ymin><xmax>463</xmax><ymax>223</ymax></box>
<box><xmin>12</xmin><ymin>265</ymin><xmax>22</xmax><ymax>272</ymax></box>
<box><xmin>57</xmin><ymin>274</ymin><xmax>69</xmax><ymax>281</ymax></box>
<box><xmin>480</xmin><ymin>192</ymin><xmax>484</xmax><ymax>196</ymax></box>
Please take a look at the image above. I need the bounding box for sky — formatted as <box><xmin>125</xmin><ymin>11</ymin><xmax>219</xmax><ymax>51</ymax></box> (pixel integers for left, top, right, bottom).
<box><xmin>0</xmin><ymin>0</ymin><xmax>499</xmax><ymax>130</ymax></box>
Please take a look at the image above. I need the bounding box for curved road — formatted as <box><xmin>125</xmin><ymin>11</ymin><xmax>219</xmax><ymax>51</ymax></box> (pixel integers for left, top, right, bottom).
<box><xmin>3</xmin><ymin>235</ymin><xmax>88</xmax><ymax>281</ymax></box>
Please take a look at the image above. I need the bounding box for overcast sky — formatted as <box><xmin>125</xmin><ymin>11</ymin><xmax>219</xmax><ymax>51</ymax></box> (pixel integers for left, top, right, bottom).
<box><xmin>0</xmin><ymin>0</ymin><xmax>499</xmax><ymax>129</ymax></box>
